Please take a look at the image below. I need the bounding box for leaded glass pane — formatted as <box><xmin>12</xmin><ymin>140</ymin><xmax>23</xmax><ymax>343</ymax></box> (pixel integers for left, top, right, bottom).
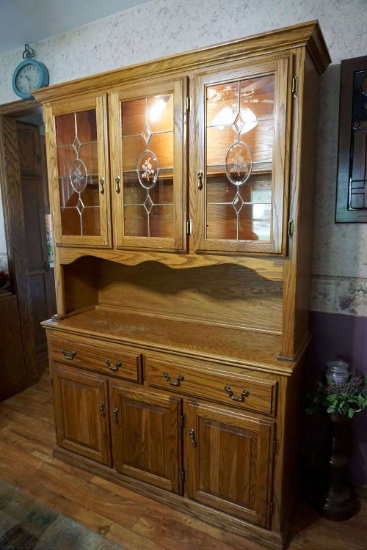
<box><xmin>205</xmin><ymin>74</ymin><xmax>274</xmax><ymax>242</ymax></box>
<box><xmin>121</xmin><ymin>94</ymin><xmax>174</xmax><ymax>238</ymax></box>
<box><xmin>55</xmin><ymin>109</ymin><xmax>101</xmax><ymax>237</ymax></box>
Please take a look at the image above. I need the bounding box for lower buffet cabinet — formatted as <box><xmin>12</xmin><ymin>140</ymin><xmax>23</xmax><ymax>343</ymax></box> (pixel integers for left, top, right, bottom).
<box><xmin>51</xmin><ymin>350</ymin><xmax>277</xmax><ymax>532</ymax></box>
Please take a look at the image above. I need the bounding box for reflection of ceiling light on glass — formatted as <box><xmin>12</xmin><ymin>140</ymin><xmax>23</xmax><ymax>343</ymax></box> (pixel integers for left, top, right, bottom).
<box><xmin>211</xmin><ymin>106</ymin><xmax>234</xmax><ymax>129</ymax></box>
<box><xmin>239</xmin><ymin>108</ymin><xmax>257</xmax><ymax>133</ymax></box>
<box><xmin>212</xmin><ymin>106</ymin><xmax>257</xmax><ymax>133</ymax></box>
<box><xmin>149</xmin><ymin>97</ymin><xmax>169</xmax><ymax>122</ymax></box>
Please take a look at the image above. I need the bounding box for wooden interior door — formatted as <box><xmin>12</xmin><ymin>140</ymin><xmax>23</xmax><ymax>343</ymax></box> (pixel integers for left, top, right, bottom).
<box><xmin>52</xmin><ymin>364</ymin><xmax>112</xmax><ymax>466</ymax></box>
<box><xmin>185</xmin><ymin>400</ymin><xmax>274</xmax><ymax>527</ymax></box>
<box><xmin>21</xmin><ymin>176</ymin><xmax>52</xmax><ymax>360</ymax></box>
<box><xmin>0</xmin><ymin>295</ymin><xmax>27</xmax><ymax>401</ymax></box>
<box><xmin>110</xmin><ymin>382</ymin><xmax>183</xmax><ymax>493</ymax></box>
<box><xmin>17</xmin><ymin>121</ymin><xmax>56</xmax><ymax>363</ymax></box>
<box><xmin>0</xmin><ymin>115</ymin><xmax>37</xmax><ymax>385</ymax></box>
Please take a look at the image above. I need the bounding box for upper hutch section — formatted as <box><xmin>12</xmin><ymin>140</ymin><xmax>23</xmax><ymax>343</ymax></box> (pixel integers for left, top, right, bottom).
<box><xmin>36</xmin><ymin>20</ymin><xmax>329</xmax><ymax>261</ymax></box>
<box><xmin>34</xmin><ymin>21</ymin><xmax>330</xmax><ymax>361</ymax></box>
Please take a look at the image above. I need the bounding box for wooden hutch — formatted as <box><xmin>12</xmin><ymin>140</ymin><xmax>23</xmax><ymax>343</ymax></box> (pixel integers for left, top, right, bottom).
<box><xmin>34</xmin><ymin>21</ymin><xmax>330</xmax><ymax>549</ymax></box>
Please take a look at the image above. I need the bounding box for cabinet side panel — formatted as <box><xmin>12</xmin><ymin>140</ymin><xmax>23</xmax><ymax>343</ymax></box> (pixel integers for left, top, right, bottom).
<box><xmin>282</xmin><ymin>50</ymin><xmax>320</xmax><ymax>358</ymax></box>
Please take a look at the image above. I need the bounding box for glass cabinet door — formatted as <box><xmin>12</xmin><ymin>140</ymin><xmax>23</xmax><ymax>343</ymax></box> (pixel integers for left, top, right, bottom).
<box><xmin>193</xmin><ymin>56</ymin><xmax>290</xmax><ymax>254</ymax></box>
<box><xmin>46</xmin><ymin>95</ymin><xmax>110</xmax><ymax>247</ymax></box>
<box><xmin>109</xmin><ymin>78</ymin><xmax>187</xmax><ymax>251</ymax></box>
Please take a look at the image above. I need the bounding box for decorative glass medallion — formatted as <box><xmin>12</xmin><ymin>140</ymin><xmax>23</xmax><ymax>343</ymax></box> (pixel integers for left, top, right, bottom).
<box><xmin>137</xmin><ymin>150</ymin><xmax>159</xmax><ymax>189</ymax></box>
<box><xmin>69</xmin><ymin>158</ymin><xmax>88</xmax><ymax>193</ymax></box>
<box><xmin>225</xmin><ymin>141</ymin><xmax>253</xmax><ymax>186</ymax></box>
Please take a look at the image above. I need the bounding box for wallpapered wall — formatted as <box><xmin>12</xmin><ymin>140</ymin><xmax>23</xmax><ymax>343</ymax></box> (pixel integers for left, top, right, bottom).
<box><xmin>0</xmin><ymin>0</ymin><xmax>367</xmax><ymax>316</ymax></box>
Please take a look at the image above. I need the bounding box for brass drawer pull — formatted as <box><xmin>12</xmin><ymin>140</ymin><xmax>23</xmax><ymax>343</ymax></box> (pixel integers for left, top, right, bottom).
<box><xmin>163</xmin><ymin>371</ymin><xmax>184</xmax><ymax>387</ymax></box>
<box><xmin>99</xmin><ymin>402</ymin><xmax>106</xmax><ymax>417</ymax></box>
<box><xmin>113</xmin><ymin>408</ymin><xmax>119</xmax><ymax>424</ymax></box>
<box><xmin>224</xmin><ymin>385</ymin><xmax>250</xmax><ymax>402</ymax></box>
<box><xmin>61</xmin><ymin>348</ymin><xmax>76</xmax><ymax>361</ymax></box>
<box><xmin>189</xmin><ymin>428</ymin><xmax>197</xmax><ymax>446</ymax></box>
<box><xmin>104</xmin><ymin>358</ymin><xmax>122</xmax><ymax>372</ymax></box>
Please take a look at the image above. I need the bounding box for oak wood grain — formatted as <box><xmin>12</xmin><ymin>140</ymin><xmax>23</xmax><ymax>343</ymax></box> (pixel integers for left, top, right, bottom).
<box><xmin>0</xmin><ymin>115</ymin><xmax>37</xmax><ymax>383</ymax></box>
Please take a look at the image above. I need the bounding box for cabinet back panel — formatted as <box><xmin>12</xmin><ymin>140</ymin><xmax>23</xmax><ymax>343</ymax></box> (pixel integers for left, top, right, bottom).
<box><xmin>97</xmin><ymin>260</ymin><xmax>283</xmax><ymax>333</ymax></box>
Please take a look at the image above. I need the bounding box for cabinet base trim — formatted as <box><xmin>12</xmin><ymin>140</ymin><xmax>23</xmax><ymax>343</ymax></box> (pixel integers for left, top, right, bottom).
<box><xmin>53</xmin><ymin>446</ymin><xmax>287</xmax><ymax>550</ymax></box>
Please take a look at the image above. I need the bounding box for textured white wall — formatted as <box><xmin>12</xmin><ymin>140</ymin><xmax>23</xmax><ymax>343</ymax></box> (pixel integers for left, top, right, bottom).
<box><xmin>0</xmin><ymin>0</ymin><xmax>366</xmax><ymax>312</ymax></box>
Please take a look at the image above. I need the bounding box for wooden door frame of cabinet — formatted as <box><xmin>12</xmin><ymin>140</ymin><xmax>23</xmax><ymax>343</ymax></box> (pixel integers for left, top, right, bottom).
<box><xmin>52</xmin><ymin>363</ymin><xmax>112</xmax><ymax>466</ymax></box>
<box><xmin>43</xmin><ymin>94</ymin><xmax>112</xmax><ymax>248</ymax></box>
<box><xmin>184</xmin><ymin>399</ymin><xmax>275</xmax><ymax>528</ymax></box>
<box><xmin>108</xmin><ymin>76</ymin><xmax>188</xmax><ymax>252</ymax></box>
<box><xmin>190</xmin><ymin>54</ymin><xmax>292</xmax><ymax>256</ymax></box>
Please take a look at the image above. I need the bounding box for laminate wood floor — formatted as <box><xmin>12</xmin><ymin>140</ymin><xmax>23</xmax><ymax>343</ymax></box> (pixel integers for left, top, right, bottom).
<box><xmin>0</xmin><ymin>373</ymin><xmax>366</xmax><ymax>550</ymax></box>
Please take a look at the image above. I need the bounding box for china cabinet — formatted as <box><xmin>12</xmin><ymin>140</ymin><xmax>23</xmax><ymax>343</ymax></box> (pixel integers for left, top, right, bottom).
<box><xmin>34</xmin><ymin>21</ymin><xmax>330</xmax><ymax>549</ymax></box>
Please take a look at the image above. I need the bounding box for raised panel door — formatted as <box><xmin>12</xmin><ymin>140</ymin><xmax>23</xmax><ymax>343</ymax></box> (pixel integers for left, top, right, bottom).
<box><xmin>17</xmin><ymin>122</ymin><xmax>42</xmax><ymax>176</ymax></box>
<box><xmin>110</xmin><ymin>382</ymin><xmax>182</xmax><ymax>493</ymax></box>
<box><xmin>109</xmin><ymin>78</ymin><xmax>187</xmax><ymax>251</ymax></box>
<box><xmin>44</xmin><ymin>95</ymin><xmax>111</xmax><ymax>247</ymax></box>
<box><xmin>52</xmin><ymin>364</ymin><xmax>111</xmax><ymax>465</ymax></box>
<box><xmin>192</xmin><ymin>55</ymin><xmax>291</xmax><ymax>255</ymax></box>
<box><xmin>185</xmin><ymin>400</ymin><xmax>274</xmax><ymax>527</ymax></box>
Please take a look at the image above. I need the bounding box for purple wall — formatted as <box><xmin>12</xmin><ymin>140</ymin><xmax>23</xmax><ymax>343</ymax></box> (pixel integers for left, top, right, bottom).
<box><xmin>303</xmin><ymin>311</ymin><xmax>367</xmax><ymax>487</ymax></box>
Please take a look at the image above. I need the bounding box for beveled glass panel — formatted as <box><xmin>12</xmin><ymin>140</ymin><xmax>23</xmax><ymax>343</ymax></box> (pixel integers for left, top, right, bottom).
<box><xmin>123</xmin><ymin>173</ymin><xmax>148</xmax><ymax>205</ymax></box>
<box><xmin>121</xmin><ymin>92</ymin><xmax>175</xmax><ymax>240</ymax></box>
<box><xmin>207</xmin><ymin>126</ymin><xmax>237</xmax><ymax>166</ymax></box>
<box><xmin>207</xmin><ymin>82</ymin><xmax>238</xmax><ymax>127</ymax></box>
<box><xmin>59</xmin><ymin>178</ymin><xmax>78</xmax><ymax>208</ymax></box>
<box><xmin>205</xmin><ymin>74</ymin><xmax>275</xmax><ymax>242</ymax></box>
<box><xmin>81</xmin><ymin>176</ymin><xmax>101</xmax><ymax>207</ymax></box>
<box><xmin>82</xmin><ymin>206</ymin><xmax>101</xmax><ymax>236</ymax></box>
<box><xmin>61</xmin><ymin>207</ymin><xmax>80</xmax><ymax>235</ymax></box>
<box><xmin>206</xmin><ymin>204</ymin><xmax>237</xmax><ymax>240</ymax></box>
<box><xmin>79</xmin><ymin>143</ymin><xmax>98</xmax><ymax>176</ymax></box>
<box><xmin>76</xmin><ymin>110</ymin><xmax>97</xmax><ymax>143</ymax></box>
<box><xmin>149</xmin><ymin>173</ymin><xmax>173</xmax><ymax>204</ymax></box>
<box><xmin>124</xmin><ymin>205</ymin><xmax>148</xmax><ymax>237</ymax></box>
<box><xmin>55</xmin><ymin>108</ymin><xmax>101</xmax><ymax>237</ymax></box>
<box><xmin>148</xmin><ymin>95</ymin><xmax>173</xmax><ymax>133</ymax></box>
<box><xmin>122</xmin><ymin>98</ymin><xmax>146</xmax><ymax>135</ymax></box>
<box><xmin>57</xmin><ymin>147</ymin><xmax>74</xmax><ymax>178</ymax></box>
<box><xmin>122</xmin><ymin>136</ymin><xmax>146</xmax><ymax>171</ymax></box>
<box><xmin>206</xmin><ymin>177</ymin><xmax>231</xmax><ymax>203</ymax></box>
<box><xmin>149</xmin><ymin>133</ymin><xmax>173</xmax><ymax>168</ymax></box>
<box><xmin>55</xmin><ymin>113</ymin><xmax>75</xmax><ymax>146</ymax></box>
<box><xmin>149</xmin><ymin>205</ymin><xmax>173</xmax><ymax>238</ymax></box>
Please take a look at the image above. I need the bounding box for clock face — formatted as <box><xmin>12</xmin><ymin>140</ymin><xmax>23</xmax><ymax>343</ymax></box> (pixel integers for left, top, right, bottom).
<box><xmin>15</xmin><ymin>63</ymin><xmax>41</xmax><ymax>95</ymax></box>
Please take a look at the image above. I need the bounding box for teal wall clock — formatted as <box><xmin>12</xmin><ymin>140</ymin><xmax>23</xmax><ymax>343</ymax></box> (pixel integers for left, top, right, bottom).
<box><xmin>12</xmin><ymin>44</ymin><xmax>49</xmax><ymax>100</ymax></box>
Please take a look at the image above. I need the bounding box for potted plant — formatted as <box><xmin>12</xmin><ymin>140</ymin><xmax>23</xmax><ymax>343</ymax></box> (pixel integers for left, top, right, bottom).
<box><xmin>306</xmin><ymin>366</ymin><xmax>367</xmax><ymax>419</ymax></box>
<box><xmin>306</xmin><ymin>361</ymin><xmax>367</xmax><ymax>520</ymax></box>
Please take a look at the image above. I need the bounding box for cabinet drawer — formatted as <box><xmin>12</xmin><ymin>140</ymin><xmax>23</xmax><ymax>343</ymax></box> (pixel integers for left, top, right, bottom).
<box><xmin>144</xmin><ymin>356</ymin><xmax>277</xmax><ymax>416</ymax></box>
<box><xmin>48</xmin><ymin>334</ymin><xmax>142</xmax><ymax>382</ymax></box>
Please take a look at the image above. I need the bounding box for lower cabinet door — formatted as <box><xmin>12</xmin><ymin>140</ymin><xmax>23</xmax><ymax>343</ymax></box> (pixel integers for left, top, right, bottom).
<box><xmin>185</xmin><ymin>400</ymin><xmax>274</xmax><ymax>527</ymax></box>
<box><xmin>52</xmin><ymin>364</ymin><xmax>112</xmax><ymax>466</ymax></box>
<box><xmin>110</xmin><ymin>382</ymin><xmax>183</xmax><ymax>494</ymax></box>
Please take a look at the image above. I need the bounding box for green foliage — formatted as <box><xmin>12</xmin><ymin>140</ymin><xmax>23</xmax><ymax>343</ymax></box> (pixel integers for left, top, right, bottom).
<box><xmin>306</xmin><ymin>370</ymin><xmax>367</xmax><ymax>419</ymax></box>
